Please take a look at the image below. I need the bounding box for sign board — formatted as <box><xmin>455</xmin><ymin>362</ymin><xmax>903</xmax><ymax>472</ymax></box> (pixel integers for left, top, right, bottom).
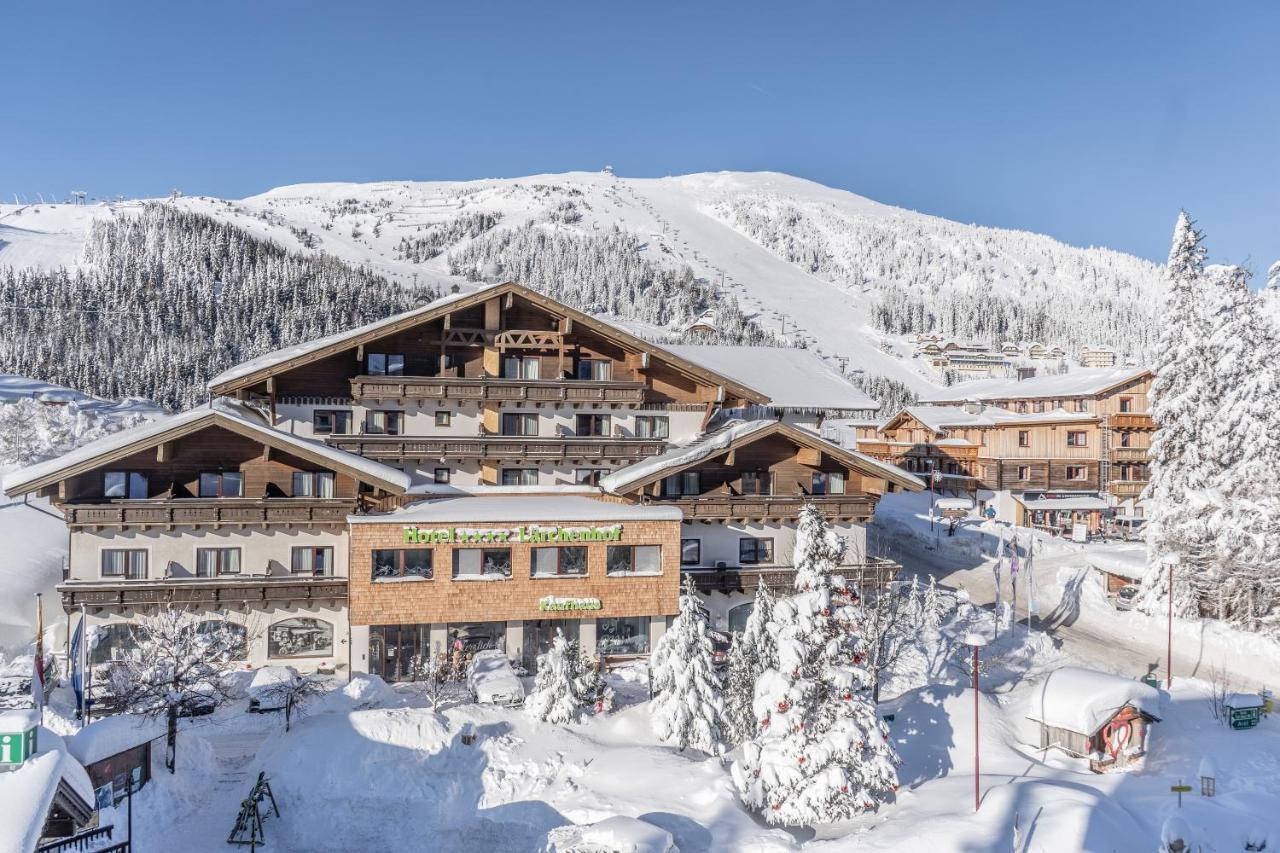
<box><xmin>1228</xmin><ymin>706</ymin><xmax>1261</xmax><ymax>730</ymax></box>
<box><xmin>1071</xmin><ymin>523</ymin><xmax>1088</xmax><ymax>543</ymax></box>
<box><xmin>538</xmin><ymin>596</ymin><xmax>603</xmax><ymax>613</ymax></box>
<box><xmin>0</xmin><ymin>726</ymin><xmax>37</xmax><ymax>768</ymax></box>
<box><xmin>404</xmin><ymin>525</ymin><xmax>623</xmax><ymax>545</ymax></box>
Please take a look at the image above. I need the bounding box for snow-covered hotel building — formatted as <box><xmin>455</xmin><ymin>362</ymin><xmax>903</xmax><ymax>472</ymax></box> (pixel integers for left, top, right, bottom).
<box><xmin>856</xmin><ymin>367</ymin><xmax>1154</xmax><ymax>533</ymax></box>
<box><xmin>4</xmin><ymin>282</ymin><xmax>919</xmax><ymax>678</ymax></box>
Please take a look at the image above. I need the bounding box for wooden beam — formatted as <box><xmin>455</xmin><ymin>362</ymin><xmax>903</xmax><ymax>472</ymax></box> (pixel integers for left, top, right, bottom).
<box><xmin>796</xmin><ymin>447</ymin><xmax>821</xmax><ymax>466</ymax></box>
<box><xmin>156</xmin><ymin>441</ymin><xmax>172</xmax><ymax>463</ymax></box>
<box><xmin>723</xmin><ymin>448</ymin><xmax>736</xmax><ymax>466</ymax></box>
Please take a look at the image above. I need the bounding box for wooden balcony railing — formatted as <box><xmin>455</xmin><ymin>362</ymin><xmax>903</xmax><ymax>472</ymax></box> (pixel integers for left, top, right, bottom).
<box><xmin>684</xmin><ymin>558</ymin><xmax>901</xmax><ymax>595</ymax></box>
<box><xmin>62</xmin><ymin>499</ymin><xmax>356</xmax><ymax>528</ymax></box>
<box><xmin>1109</xmin><ymin>447</ymin><xmax>1150</xmax><ymax>462</ymax></box>
<box><xmin>1107</xmin><ymin>480</ymin><xmax>1148</xmax><ymax>498</ymax></box>
<box><xmin>350</xmin><ymin>376</ymin><xmax>648</xmax><ymax>404</ymax></box>
<box><xmin>58</xmin><ymin>576</ymin><xmax>348</xmax><ymax>609</ymax></box>
<box><xmin>326</xmin><ymin>435</ymin><xmax>668</xmax><ymax>461</ymax></box>
<box><xmin>1109</xmin><ymin>414</ymin><xmax>1155</xmax><ymax>429</ymax></box>
<box><xmin>651</xmin><ymin>494</ymin><xmax>877</xmax><ymax>521</ymax></box>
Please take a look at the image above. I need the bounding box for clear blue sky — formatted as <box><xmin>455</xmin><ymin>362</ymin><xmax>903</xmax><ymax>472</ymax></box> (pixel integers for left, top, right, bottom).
<box><xmin>4</xmin><ymin>3</ymin><xmax>1278</xmax><ymax>268</ymax></box>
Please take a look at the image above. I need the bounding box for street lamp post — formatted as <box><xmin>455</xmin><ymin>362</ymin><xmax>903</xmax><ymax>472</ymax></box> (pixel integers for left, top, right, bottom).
<box><xmin>1166</xmin><ymin>558</ymin><xmax>1174</xmax><ymax>689</ymax></box>
<box><xmin>963</xmin><ymin>632</ymin><xmax>988</xmax><ymax>813</ymax></box>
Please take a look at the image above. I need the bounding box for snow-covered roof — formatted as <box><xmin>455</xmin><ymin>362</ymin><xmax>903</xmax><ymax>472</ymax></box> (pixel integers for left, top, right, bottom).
<box><xmin>1019</xmin><ymin>496</ymin><xmax>1109</xmax><ymax>512</ymax></box>
<box><xmin>665</xmin><ymin>345</ymin><xmax>879</xmax><ymax>412</ymax></box>
<box><xmin>351</xmin><ymin>495</ymin><xmax>683</xmax><ymax>524</ymax></box>
<box><xmin>935</xmin><ymin>498</ymin><xmax>974</xmax><ymax>511</ymax></box>
<box><xmin>208</xmin><ymin>285</ymin><xmax>492</xmax><ymax>389</ymax></box>
<box><xmin>1085</xmin><ymin>548</ymin><xmax>1149</xmax><ymax>581</ymax></box>
<box><xmin>1026</xmin><ymin>667</ymin><xmax>1160</xmax><ymax>735</ymax></box>
<box><xmin>1225</xmin><ymin>693</ymin><xmax>1265</xmax><ymax>709</ymax></box>
<box><xmin>598</xmin><ymin>419</ymin><xmax>924</xmax><ymax>494</ymax></box>
<box><xmin>919</xmin><ymin>367</ymin><xmax>1151</xmax><ymax>404</ymax></box>
<box><xmin>67</xmin><ymin>714</ymin><xmax>166</xmax><ymax>767</ymax></box>
<box><xmin>0</xmin><ymin>728</ymin><xmax>94</xmax><ymax>853</ymax></box>
<box><xmin>2</xmin><ymin>397</ymin><xmax>411</xmax><ymax>497</ymax></box>
<box><xmin>895</xmin><ymin>405</ymin><xmax>1097</xmax><ymax>433</ymax></box>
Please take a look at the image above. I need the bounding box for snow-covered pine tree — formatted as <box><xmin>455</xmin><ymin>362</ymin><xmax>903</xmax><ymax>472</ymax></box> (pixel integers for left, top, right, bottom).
<box><xmin>1142</xmin><ymin>212</ymin><xmax>1216</xmax><ymax>615</ymax></box>
<box><xmin>650</xmin><ymin>575</ymin><xmax>726</xmax><ymax>755</ymax></box>
<box><xmin>524</xmin><ymin>630</ymin><xmax>606</xmax><ymax>723</ymax></box>
<box><xmin>731</xmin><ymin>504</ymin><xmax>899</xmax><ymax>825</ymax></box>
<box><xmin>725</xmin><ymin>578</ymin><xmax>778</xmax><ymax>745</ymax></box>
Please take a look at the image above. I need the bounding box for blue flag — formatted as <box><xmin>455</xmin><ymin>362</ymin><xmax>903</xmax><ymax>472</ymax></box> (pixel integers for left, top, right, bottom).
<box><xmin>69</xmin><ymin>615</ymin><xmax>84</xmax><ymax>712</ymax></box>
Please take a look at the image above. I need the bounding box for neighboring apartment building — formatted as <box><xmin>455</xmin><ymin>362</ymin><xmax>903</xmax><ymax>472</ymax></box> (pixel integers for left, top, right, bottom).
<box><xmin>856</xmin><ymin>367</ymin><xmax>1153</xmax><ymax>534</ymax></box>
<box><xmin>4</xmin><ymin>281</ymin><xmax>919</xmax><ymax>679</ymax></box>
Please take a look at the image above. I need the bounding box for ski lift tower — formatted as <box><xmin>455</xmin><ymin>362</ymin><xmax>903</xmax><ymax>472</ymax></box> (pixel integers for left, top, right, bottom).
<box><xmin>71</xmin><ymin>191</ymin><xmax>87</xmax><ymax>206</ymax></box>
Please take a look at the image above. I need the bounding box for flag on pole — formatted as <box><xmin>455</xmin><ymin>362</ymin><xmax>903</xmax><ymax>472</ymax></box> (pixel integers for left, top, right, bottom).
<box><xmin>1026</xmin><ymin>534</ymin><xmax>1038</xmax><ymax>618</ymax></box>
<box><xmin>32</xmin><ymin>594</ymin><xmax>45</xmax><ymax>720</ymax></box>
<box><xmin>1010</xmin><ymin>538</ymin><xmax>1021</xmax><ymax>576</ymax></box>
<box><xmin>69</xmin><ymin>611</ymin><xmax>85</xmax><ymax>720</ymax></box>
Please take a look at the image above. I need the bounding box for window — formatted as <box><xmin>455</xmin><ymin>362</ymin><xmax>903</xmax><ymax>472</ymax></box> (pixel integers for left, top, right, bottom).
<box><xmin>502</xmin><ymin>356</ymin><xmax>540</xmax><ymax>380</ymax></box>
<box><xmin>576</xmin><ymin>359</ymin><xmax>612</xmax><ymax>381</ymax></box>
<box><xmin>741</xmin><ymin>470</ymin><xmax>772</xmax><ymax>496</ymax></box>
<box><xmin>195</xmin><ymin>547</ymin><xmax>241</xmax><ymax>577</ymax></box>
<box><xmin>739</xmin><ymin>538</ymin><xmax>775</xmax><ymax>565</ymax></box>
<box><xmin>575</xmin><ymin>468</ymin><xmax>604</xmax><ymax>486</ymax></box>
<box><xmin>101</xmin><ymin>549</ymin><xmax>147</xmax><ymax>580</ymax></box>
<box><xmin>597</xmin><ymin>616</ymin><xmax>650</xmax><ymax>655</ymax></box>
<box><xmin>634</xmin><ymin>416</ymin><xmax>669</xmax><ymax>439</ymax></box>
<box><xmin>292</xmin><ymin>471</ymin><xmax>335</xmax><ymax>498</ymax></box>
<box><xmin>198</xmin><ymin>471</ymin><xmax>243</xmax><ymax>498</ymax></box>
<box><xmin>1074</xmin><ymin>399</ymin><xmax>1089</xmax><ymax>413</ymax></box>
<box><xmin>89</xmin><ymin>623</ymin><xmax>138</xmax><ymax>664</ymax></box>
<box><xmin>434</xmin><ymin>411</ymin><xmax>451</xmax><ymax>427</ymax></box>
<box><xmin>268</xmin><ymin>618</ymin><xmax>333</xmax><ymax>658</ymax></box>
<box><xmin>1033</xmin><ymin>401</ymin><xmax>1044</xmax><ymax>414</ymax></box>
<box><xmin>453</xmin><ymin>548</ymin><xmax>512</xmax><ymax>578</ymax></box>
<box><xmin>727</xmin><ymin>602</ymin><xmax>755</xmax><ymax>634</ymax></box>
<box><xmin>1120</xmin><ymin>431</ymin><xmax>1132</xmax><ymax>448</ymax></box>
<box><xmin>371</xmin><ymin>548</ymin><xmax>433</xmax><ymax>580</ymax></box>
<box><xmin>1017</xmin><ymin>466</ymin><xmax>1031</xmax><ymax>481</ymax></box>
<box><xmin>103</xmin><ymin>471</ymin><xmax>148</xmax><ymax>500</ymax></box>
<box><xmin>501</xmin><ymin>412</ymin><xmax>539</xmax><ymax>437</ymax></box>
<box><xmin>1016</xmin><ymin>402</ymin><xmax>1028</xmax><ymax>414</ymax></box>
<box><xmin>606</xmin><ymin>545</ymin><xmax>662</xmax><ymax>576</ymax></box>
<box><xmin>1066</xmin><ymin>465</ymin><xmax>1088</xmax><ymax>481</ymax></box>
<box><xmin>1017</xmin><ymin>431</ymin><xmax>1030</xmax><ymax>448</ymax></box>
<box><xmin>364</xmin><ymin>410</ymin><xmax>403</xmax><ymax>435</ymax></box>
<box><xmin>680</xmin><ymin>539</ymin><xmax>701</xmax><ymax>566</ymax></box>
<box><xmin>433</xmin><ymin>468</ymin><xmax>451</xmax><ymax>484</ymax></box>
<box><xmin>531</xmin><ymin>546</ymin><xmax>588</xmax><ymax>577</ymax></box>
<box><xmin>811</xmin><ymin>471</ymin><xmax>845</xmax><ymax>495</ymax></box>
<box><xmin>1066</xmin><ymin>431</ymin><xmax>1088</xmax><ymax>447</ymax></box>
<box><xmin>501</xmin><ymin>468</ymin><xmax>538</xmax><ymax>486</ymax></box>
<box><xmin>366</xmin><ymin>353</ymin><xmax>405</xmax><ymax>376</ymax></box>
<box><xmin>575</xmin><ymin>413</ymin><xmax>611</xmax><ymax>437</ymax></box>
<box><xmin>194</xmin><ymin>620</ymin><xmax>249</xmax><ymax>661</ymax></box>
<box><xmin>312</xmin><ymin>410</ymin><xmax>352</xmax><ymax>435</ymax></box>
<box><xmin>662</xmin><ymin>471</ymin><xmax>700</xmax><ymax>497</ymax></box>
<box><xmin>1119</xmin><ymin>397</ymin><xmax>1133</xmax><ymax>413</ymax></box>
<box><xmin>291</xmin><ymin>546</ymin><xmax>334</xmax><ymax>576</ymax></box>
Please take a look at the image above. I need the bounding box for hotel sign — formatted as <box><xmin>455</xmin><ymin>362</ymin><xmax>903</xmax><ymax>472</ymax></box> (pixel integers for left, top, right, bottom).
<box><xmin>404</xmin><ymin>524</ymin><xmax>623</xmax><ymax>545</ymax></box>
<box><xmin>538</xmin><ymin>595</ymin><xmax>603</xmax><ymax>612</ymax></box>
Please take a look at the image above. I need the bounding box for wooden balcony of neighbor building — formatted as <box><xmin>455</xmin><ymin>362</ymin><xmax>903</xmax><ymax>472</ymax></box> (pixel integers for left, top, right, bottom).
<box><xmin>61</xmin><ymin>498</ymin><xmax>356</xmax><ymax>529</ymax></box>
<box><xmin>1107</xmin><ymin>480</ymin><xmax>1148</xmax><ymax>498</ymax></box>
<box><xmin>1109</xmin><ymin>447</ymin><xmax>1151</xmax><ymax>463</ymax></box>
<box><xmin>326</xmin><ymin>434</ymin><xmax>668</xmax><ymax>462</ymax></box>
<box><xmin>58</xmin><ymin>575</ymin><xmax>349</xmax><ymax>610</ymax></box>
<box><xmin>350</xmin><ymin>376</ymin><xmax>648</xmax><ymax>405</ymax></box>
<box><xmin>652</xmin><ymin>493</ymin><xmax>877</xmax><ymax>522</ymax></box>
<box><xmin>683</xmin><ymin>557</ymin><xmax>901</xmax><ymax>596</ymax></box>
<box><xmin>1109</xmin><ymin>413</ymin><xmax>1155</xmax><ymax>429</ymax></box>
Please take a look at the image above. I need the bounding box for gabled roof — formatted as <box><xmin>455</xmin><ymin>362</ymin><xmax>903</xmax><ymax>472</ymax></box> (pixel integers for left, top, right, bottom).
<box><xmin>882</xmin><ymin>405</ymin><xmax>1098</xmax><ymax>434</ymax></box>
<box><xmin>2</xmin><ymin>398</ymin><xmax>411</xmax><ymax>497</ymax></box>
<box><xmin>208</xmin><ymin>281</ymin><xmax>768</xmax><ymax>405</ymax></box>
<box><xmin>1026</xmin><ymin>666</ymin><xmax>1160</xmax><ymax>735</ymax></box>
<box><xmin>919</xmin><ymin>367</ymin><xmax>1151</xmax><ymax>404</ymax></box>
<box><xmin>599</xmin><ymin>419</ymin><xmax>924</xmax><ymax>495</ymax></box>
<box><xmin>665</xmin><ymin>345</ymin><xmax>878</xmax><ymax>412</ymax></box>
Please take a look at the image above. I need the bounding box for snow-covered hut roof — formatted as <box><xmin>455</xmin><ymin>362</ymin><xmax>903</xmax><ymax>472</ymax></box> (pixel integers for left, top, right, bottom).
<box><xmin>598</xmin><ymin>419</ymin><xmax>924</xmax><ymax>494</ymax></box>
<box><xmin>1026</xmin><ymin>667</ymin><xmax>1160</xmax><ymax>735</ymax></box>
<box><xmin>1225</xmin><ymin>693</ymin><xmax>1265</xmax><ymax>709</ymax></box>
<box><xmin>889</xmin><ymin>405</ymin><xmax>1097</xmax><ymax>434</ymax></box>
<box><xmin>351</xmin><ymin>494</ymin><xmax>683</xmax><ymax>524</ymax></box>
<box><xmin>207</xmin><ymin>282</ymin><xmax>767</xmax><ymax>405</ymax></box>
<box><xmin>919</xmin><ymin>367</ymin><xmax>1151</xmax><ymax>404</ymax></box>
<box><xmin>1019</xmin><ymin>495</ymin><xmax>1109</xmax><ymax>512</ymax></box>
<box><xmin>665</xmin><ymin>345</ymin><xmax>878</xmax><ymax>412</ymax></box>
<box><xmin>0</xmin><ymin>728</ymin><xmax>94</xmax><ymax>853</ymax></box>
<box><xmin>2</xmin><ymin>398</ymin><xmax>411</xmax><ymax>497</ymax></box>
<box><xmin>67</xmin><ymin>714</ymin><xmax>166</xmax><ymax>767</ymax></box>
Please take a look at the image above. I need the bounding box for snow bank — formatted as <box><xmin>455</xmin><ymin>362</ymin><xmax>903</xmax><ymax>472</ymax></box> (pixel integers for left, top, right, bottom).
<box><xmin>1025</xmin><ymin>666</ymin><xmax>1159</xmax><ymax>735</ymax></box>
<box><xmin>67</xmin><ymin>713</ymin><xmax>166</xmax><ymax>766</ymax></box>
<box><xmin>540</xmin><ymin>815</ymin><xmax>677</xmax><ymax>853</ymax></box>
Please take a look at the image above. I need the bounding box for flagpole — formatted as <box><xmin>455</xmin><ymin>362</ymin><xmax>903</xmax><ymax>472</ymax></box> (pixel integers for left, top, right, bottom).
<box><xmin>1026</xmin><ymin>534</ymin><xmax>1035</xmax><ymax>632</ymax></box>
<box><xmin>1011</xmin><ymin>534</ymin><xmax>1018</xmax><ymax>634</ymax></box>
<box><xmin>79</xmin><ymin>605</ymin><xmax>88</xmax><ymax>726</ymax></box>
<box><xmin>34</xmin><ymin>593</ymin><xmax>44</xmax><ymax>727</ymax></box>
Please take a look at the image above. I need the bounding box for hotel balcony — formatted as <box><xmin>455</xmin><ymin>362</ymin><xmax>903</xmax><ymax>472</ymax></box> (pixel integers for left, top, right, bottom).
<box><xmin>683</xmin><ymin>557</ymin><xmax>901</xmax><ymax>596</ymax></box>
<box><xmin>61</xmin><ymin>498</ymin><xmax>356</xmax><ymax>529</ymax></box>
<box><xmin>1109</xmin><ymin>413</ymin><xmax>1155</xmax><ymax>429</ymax></box>
<box><xmin>326</xmin><ymin>434</ymin><xmax>668</xmax><ymax>462</ymax></box>
<box><xmin>59</xmin><ymin>575</ymin><xmax>349</xmax><ymax>610</ymax></box>
<box><xmin>1109</xmin><ymin>447</ymin><xmax>1150</xmax><ymax>463</ymax></box>
<box><xmin>651</xmin><ymin>494</ymin><xmax>877</xmax><ymax>522</ymax></box>
<box><xmin>349</xmin><ymin>376</ymin><xmax>648</xmax><ymax>405</ymax></box>
<box><xmin>1107</xmin><ymin>480</ymin><xmax>1148</xmax><ymax>498</ymax></box>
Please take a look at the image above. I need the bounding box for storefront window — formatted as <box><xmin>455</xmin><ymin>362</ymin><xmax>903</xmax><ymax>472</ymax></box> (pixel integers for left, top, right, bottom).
<box><xmin>597</xmin><ymin>616</ymin><xmax>650</xmax><ymax>656</ymax></box>
<box><xmin>268</xmin><ymin>618</ymin><xmax>333</xmax><ymax>658</ymax></box>
<box><xmin>606</xmin><ymin>545</ymin><xmax>661</xmax><ymax>576</ymax></box>
<box><xmin>89</xmin><ymin>623</ymin><xmax>137</xmax><ymax>665</ymax></box>
<box><xmin>453</xmin><ymin>548</ymin><xmax>512</xmax><ymax>579</ymax></box>
<box><xmin>531</xmin><ymin>546</ymin><xmax>587</xmax><ymax>577</ymax></box>
<box><xmin>372</xmin><ymin>548</ymin><xmax>433</xmax><ymax>580</ymax></box>
<box><xmin>523</xmin><ymin>619</ymin><xmax>579</xmax><ymax>672</ymax></box>
<box><xmin>446</xmin><ymin>622</ymin><xmax>507</xmax><ymax>656</ymax></box>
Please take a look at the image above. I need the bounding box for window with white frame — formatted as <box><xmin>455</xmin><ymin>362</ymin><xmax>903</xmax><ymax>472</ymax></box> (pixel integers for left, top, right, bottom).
<box><xmin>501</xmin><ymin>468</ymin><xmax>538</xmax><ymax>486</ymax></box>
<box><xmin>195</xmin><ymin>547</ymin><xmax>241</xmax><ymax>577</ymax></box>
<box><xmin>312</xmin><ymin>410</ymin><xmax>353</xmax><ymax>435</ymax></box>
<box><xmin>101</xmin><ymin>549</ymin><xmax>147</xmax><ymax>580</ymax></box>
<box><xmin>634</xmin><ymin>416</ymin><xmax>669</xmax><ymax>439</ymax></box>
<box><xmin>292</xmin><ymin>471</ymin><xmax>335</xmax><ymax>498</ymax></box>
<box><xmin>291</xmin><ymin>546</ymin><xmax>334</xmax><ymax>576</ymax></box>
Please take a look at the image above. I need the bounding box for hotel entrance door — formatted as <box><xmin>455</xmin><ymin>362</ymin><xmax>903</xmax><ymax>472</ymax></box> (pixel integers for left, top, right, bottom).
<box><xmin>368</xmin><ymin>624</ymin><xmax>429</xmax><ymax>682</ymax></box>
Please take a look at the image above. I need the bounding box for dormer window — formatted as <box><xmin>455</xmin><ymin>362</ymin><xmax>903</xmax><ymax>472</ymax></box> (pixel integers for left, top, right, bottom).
<box><xmin>367</xmin><ymin>353</ymin><xmax>405</xmax><ymax>376</ymax></box>
<box><xmin>199</xmin><ymin>471</ymin><xmax>243</xmax><ymax>498</ymax></box>
<box><xmin>103</xmin><ymin>471</ymin><xmax>148</xmax><ymax>500</ymax></box>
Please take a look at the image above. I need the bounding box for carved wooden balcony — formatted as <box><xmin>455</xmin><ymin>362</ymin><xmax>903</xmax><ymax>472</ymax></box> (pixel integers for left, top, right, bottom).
<box><xmin>1107</xmin><ymin>480</ymin><xmax>1148</xmax><ymax>498</ymax></box>
<box><xmin>683</xmin><ymin>558</ymin><xmax>901</xmax><ymax>595</ymax></box>
<box><xmin>326</xmin><ymin>435</ymin><xmax>668</xmax><ymax>462</ymax></box>
<box><xmin>653</xmin><ymin>494</ymin><xmax>877</xmax><ymax>522</ymax></box>
<box><xmin>1109</xmin><ymin>413</ymin><xmax>1155</xmax><ymax>429</ymax></box>
<box><xmin>62</xmin><ymin>499</ymin><xmax>356</xmax><ymax>529</ymax></box>
<box><xmin>1109</xmin><ymin>447</ymin><xmax>1150</xmax><ymax>463</ymax></box>
<box><xmin>349</xmin><ymin>376</ymin><xmax>647</xmax><ymax>405</ymax></box>
<box><xmin>58</xmin><ymin>576</ymin><xmax>349</xmax><ymax>610</ymax></box>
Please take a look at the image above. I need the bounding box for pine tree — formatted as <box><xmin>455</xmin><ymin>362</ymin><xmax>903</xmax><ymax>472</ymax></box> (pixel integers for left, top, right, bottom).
<box><xmin>731</xmin><ymin>504</ymin><xmax>899</xmax><ymax>825</ymax></box>
<box><xmin>725</xmin><ymin>578</ymin><xmax>777</xmax><ymax>745</ymax></box>
<box><xmin>650</xmin><ymin>575</ymin><xmax>727</xmax><ymax>755</ymax></box>
<box><xmin>524</xmin><ymin>630</ymin><xmax>584</xmax><ymax>724</ymax></box>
